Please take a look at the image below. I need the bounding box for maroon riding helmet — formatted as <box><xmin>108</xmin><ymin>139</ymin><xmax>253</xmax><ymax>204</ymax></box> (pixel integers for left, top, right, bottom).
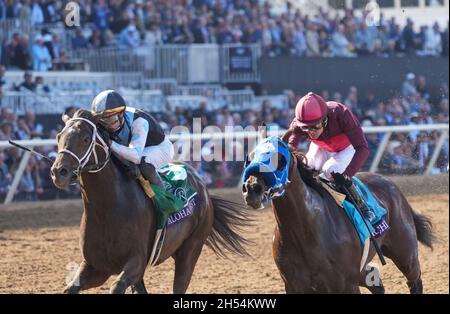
<box><xmin>293</xmin><ymin>92</ymin><xmax>328</xmax><ymax>128</ymax></box>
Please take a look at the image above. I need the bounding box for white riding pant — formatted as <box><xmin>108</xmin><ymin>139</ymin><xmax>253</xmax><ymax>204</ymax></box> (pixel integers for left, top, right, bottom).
<box><xmin>142</xmin><ymin>137</ymin><xmax>174</xmax><ymax>170</ymax></box>
<box><xmin>305</xmin><ymin>142</ymin><xmax>355</xmax><ymax>178</ymax></box>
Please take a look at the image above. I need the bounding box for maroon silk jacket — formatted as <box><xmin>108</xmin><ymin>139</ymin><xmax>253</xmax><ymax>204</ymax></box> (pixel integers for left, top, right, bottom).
<box><xmin>288</xmin><ymin>101</ymin><xmax>369</xmax><ymax>177</ymax></box>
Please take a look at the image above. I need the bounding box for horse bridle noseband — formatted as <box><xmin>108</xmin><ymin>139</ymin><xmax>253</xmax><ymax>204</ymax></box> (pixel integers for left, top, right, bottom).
<box><xmin>261</xmin><ymin>151</ymin><xmax>299</xmax><ymax>200</ymax></box>
<box><xmin>57</xmin><ymin>117</ymin><xmax>111</xmax><ymax>179</ymax></box>
<box><xmin>244</xmin><ymin>148</ymin><xmax>303</xmax><ymax>201</ymax></box>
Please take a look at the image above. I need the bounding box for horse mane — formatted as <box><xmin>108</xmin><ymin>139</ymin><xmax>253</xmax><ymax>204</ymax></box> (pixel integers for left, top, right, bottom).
<box><xmin>294</xmin><ymin>152</ymin><xmax>329</xmax><ymax>198</ymax></box>
<box><xmin>73</xmin><ymin>108</ymin><xmax>94</xmax><ymax>119</ymax></box>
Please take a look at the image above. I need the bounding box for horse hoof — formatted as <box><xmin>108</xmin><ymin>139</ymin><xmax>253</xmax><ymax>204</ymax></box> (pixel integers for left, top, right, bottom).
<box><xmin>110</xmin><ymin>281</ymin><xmax>127</xmax><ymax>294</ymax></box>
<box><xmin>64</xmin><ymin>286</ymin><xmax>80</xmax><ymax>294</ymax></box>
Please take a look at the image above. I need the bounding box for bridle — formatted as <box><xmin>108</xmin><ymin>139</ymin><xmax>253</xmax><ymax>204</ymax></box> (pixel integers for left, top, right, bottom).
<box><xmin>57</xmin><ymin>117</ymin><xmax>111</xmax><ymax>180</ymax></box>
<box><xmin>243</xmin><ymin>140</ymin><xmax>305</xmax><ymax>202</ymax></box>
<box><xmin>260</xmin><ymin>150</ymin><xmax>299</xmax><ymax>201</ymax></box>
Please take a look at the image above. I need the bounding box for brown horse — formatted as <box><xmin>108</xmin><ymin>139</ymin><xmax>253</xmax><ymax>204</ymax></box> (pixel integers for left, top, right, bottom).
<box><xmin>51</xmin><ymin>109</ymin><xmax>251</xmax><ymax>294</ymax></box>
<box><xmin>242</xmin><ymin>132</ymin><xmax>435</xmax><ymax>294</ymax></box>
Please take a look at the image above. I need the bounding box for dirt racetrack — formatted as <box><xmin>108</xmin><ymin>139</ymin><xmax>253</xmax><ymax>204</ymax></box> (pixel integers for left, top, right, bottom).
<box><xmin>0</xmin><ymin>175</ymin><xmax>448</xmax><ymax>294</ymax></box>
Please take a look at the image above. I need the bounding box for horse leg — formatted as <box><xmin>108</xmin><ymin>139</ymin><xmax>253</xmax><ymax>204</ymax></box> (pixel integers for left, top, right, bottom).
<box><xmin>130</xmin><ymin>279</ymin><xmax>148</xmax><ymax>294</ymax></box>
<box><xmin>382</xmin><ymin>243</ymin><xmax>423</xmax><ymax>294</ymax></box>
<box><xmin>64</xmin><ymin>260</ymin><xmax>110</xmax><ymax>294</ymax></box>
<box><xmin>172</xmin><ymin>242</ymin><xmax>204</xmax><ymax>294</ymax></box>
<box><xmin>110</xmin><ymin>257</ymin><xmax>146</xmax><ymax>294</ymax></box>
<box><xmin>359</xmin><ymin>263</ymin><xmax>385</xmax><ymax>294</ymax></box>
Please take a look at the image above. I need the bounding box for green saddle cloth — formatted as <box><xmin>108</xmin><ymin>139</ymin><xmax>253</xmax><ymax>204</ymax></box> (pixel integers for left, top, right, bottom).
<box><xmin>151</xmin><ymin>163</ymin><xmax>197</xmax><ymax>229</ymax></box>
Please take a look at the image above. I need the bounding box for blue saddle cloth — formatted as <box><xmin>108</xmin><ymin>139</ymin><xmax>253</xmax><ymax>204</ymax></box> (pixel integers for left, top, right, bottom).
<box><xmin>342</xmin><ymin>177</ymin><xmax>389</xmax><ymax>246</ymax></box>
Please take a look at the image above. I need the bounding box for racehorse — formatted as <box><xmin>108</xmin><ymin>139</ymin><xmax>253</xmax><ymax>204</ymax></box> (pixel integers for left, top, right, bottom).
<box><xmin>241</xmin><ymin>131</ymin><xmax>435</xmax><ymax>294</ymax></box>
<box><xmin>51</xmin><ymin>109</ymin><xmax>251</xmax><ymax>294</ymax></box>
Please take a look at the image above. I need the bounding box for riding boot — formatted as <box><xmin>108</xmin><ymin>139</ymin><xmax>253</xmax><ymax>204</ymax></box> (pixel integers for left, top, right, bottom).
<box><xmin>139</xmin><ymin>158</ymin><xmax>165</xmax><ymax>189</ymax></box>
<box><xmin>347</xmin><ymin>183</ymin><xmax>376</xmax><ymax>223</ymax></box>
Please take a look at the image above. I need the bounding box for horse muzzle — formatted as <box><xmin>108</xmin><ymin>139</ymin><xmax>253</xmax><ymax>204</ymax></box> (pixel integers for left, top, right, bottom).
<box><xmin>242</xmin><ymin>182</ymin><xmax>265</xmax><ymax>210</ymax></box>
<box><xmin>51</xmin><ymin>164</ymin><xmax>77</xmax><ymax>189</ymax></box>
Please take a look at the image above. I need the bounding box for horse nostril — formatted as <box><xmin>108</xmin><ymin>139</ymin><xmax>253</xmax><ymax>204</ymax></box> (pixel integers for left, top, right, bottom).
<box><xmin>242</xmin><ymin>183</ymin><xmax>248</xmax><ymax>193</ymax></box>
<box><xmin>59</xmin><ymin>167</ymin><xmax>69</xmax><ymax>177</ymax></box>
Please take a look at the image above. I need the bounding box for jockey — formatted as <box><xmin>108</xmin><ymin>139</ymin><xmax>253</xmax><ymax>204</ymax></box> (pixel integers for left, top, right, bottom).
<box><xmin>91</xmin><ymin>90</ymin><xmax>173</xmax><ymax>188</ymax></box>
<box><xmin>288</xmin><ymin>92</ymin><xmax>375</xmax><ymax>222</ymax></box>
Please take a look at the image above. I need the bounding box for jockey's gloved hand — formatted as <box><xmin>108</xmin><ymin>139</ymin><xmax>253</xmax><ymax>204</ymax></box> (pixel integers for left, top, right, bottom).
<box><xmin>330</xmin><ymin>172</ymin><xmax>352</xmax><ymax>189</ymax></box>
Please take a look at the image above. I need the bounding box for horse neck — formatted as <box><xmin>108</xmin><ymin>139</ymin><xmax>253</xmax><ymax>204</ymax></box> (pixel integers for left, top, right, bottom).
<box><xmin>79</xmin><ymin>160</ymin><xmax>121</xmax><ymax>217</ymax></box>
<box><xmin>272</xmin><ymin>169</ymin><xmax>319</xmax><ymax>244</ymax></box>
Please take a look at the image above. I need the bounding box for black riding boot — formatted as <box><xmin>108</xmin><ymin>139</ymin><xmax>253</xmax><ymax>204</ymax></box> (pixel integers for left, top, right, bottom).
<box><xmin>347</xmin><ymin>184</ymin><xmax>376</xmax><ymax>223</ymax></box>
<box><xmin>139</xmin><ymin>158</ymin><xmax>164</xmax><ymax>188</ymax></box>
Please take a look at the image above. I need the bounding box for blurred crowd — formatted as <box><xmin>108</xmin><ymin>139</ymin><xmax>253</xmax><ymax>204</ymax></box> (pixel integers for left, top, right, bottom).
<box><xmin>0</xmin><ymin>71</ymin><xmax>448</xmax><ymax>201</ymax></box>
<box><xmin>1</xmin><ymin>0</ymin><xmax>449</xmax><ymax>71</ymax></box>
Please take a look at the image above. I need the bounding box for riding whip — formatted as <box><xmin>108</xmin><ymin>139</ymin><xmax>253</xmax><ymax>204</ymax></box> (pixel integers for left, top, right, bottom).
<box><xmin>340</xmin><ymin>183</ymin><xmax>387</xmax><ymax>266</ymax></box>
<box><xmin>8</xmin><ymin>140</ymin><xmax>55</xmax><ymax>164</ymax></box>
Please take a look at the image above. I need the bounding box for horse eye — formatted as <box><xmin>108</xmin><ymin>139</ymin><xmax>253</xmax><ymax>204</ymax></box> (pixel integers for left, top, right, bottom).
<box><xmin>83</xmin><ymin>135</ymin><xmax>90</xmax><ymax>144</ymax></box>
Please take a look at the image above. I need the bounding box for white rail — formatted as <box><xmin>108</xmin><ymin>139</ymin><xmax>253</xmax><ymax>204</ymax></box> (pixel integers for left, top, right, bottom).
<box><xmin>0</xmin><ymin>124</ymin><xmax>448</xmax><ymax>204</ymax></box>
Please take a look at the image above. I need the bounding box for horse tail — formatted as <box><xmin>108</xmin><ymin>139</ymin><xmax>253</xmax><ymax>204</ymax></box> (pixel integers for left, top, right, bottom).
<box><xmin>206</xmin><ymin>195</ymin><xmax>253</xmax><ymax>258</ymax></box>
<box><xmin>411</xmin><ymin>209</ymin><xmax>436</xmax><ymax>250</ymax></box>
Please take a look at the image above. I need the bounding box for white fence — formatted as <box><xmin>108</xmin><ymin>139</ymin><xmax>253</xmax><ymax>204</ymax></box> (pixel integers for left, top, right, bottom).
<box><xmin>0</xmin><ymin>124</ymin><xmax>448</xmax><ymax>204</ymax></box>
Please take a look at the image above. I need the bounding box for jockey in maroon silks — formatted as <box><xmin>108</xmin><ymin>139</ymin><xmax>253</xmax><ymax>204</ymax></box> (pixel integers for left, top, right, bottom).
<box><xmin>288</xmin><ymin>92</ymin><xmax>375</xmax><ymax>222</ymax></box>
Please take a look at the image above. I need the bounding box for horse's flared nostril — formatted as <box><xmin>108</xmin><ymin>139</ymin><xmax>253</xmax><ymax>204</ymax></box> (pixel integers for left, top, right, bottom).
<box><xmin>52</xmin><ymin>166</ymin><xmax>69</xmax><ymax>178</ymax></box>
<box><xmin>59</xmin><ymin>167</ymin><xmax>68</xmax><ymax>177</ymax></box>
<box><xmin>242</xmin><ymin>183</ymin><xmax>248</xmax><ymax>193</ymax></box>
<box><xmin>253</xmin><ymin>184</ymin><xmax>262</xmax><ymax>195</ymax></box>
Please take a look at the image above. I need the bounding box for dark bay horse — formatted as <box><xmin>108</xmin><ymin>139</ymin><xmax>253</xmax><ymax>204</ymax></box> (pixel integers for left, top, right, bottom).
<box><xmin>242</xmin><ymin>132</ymin><xmax>435</xmax><ymax>294</ymax></box>
<box><xmin>51</xmin><ymin>110</ymin><xmax>251</xmax><ymax>294</ymax></box>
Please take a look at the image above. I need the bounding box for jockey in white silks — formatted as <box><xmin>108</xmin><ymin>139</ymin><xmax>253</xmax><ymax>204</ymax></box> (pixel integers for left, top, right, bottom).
<box><xmin>91</xmin><ymin>90</ymin><xmax>174</xmax><ymax>188</ymax></box>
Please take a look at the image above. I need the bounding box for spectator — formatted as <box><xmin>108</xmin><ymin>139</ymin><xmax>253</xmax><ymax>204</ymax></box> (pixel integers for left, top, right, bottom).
<box><xmin>0</xmin><ymin>149</ymin><xmax>11</xmax><ymax>200</ymax></box>
<box><xmin>330</xmin><ymin>23</ymin><xmax>356</xmax><ymax>57</ymax></box>
<box><xmin>292</xmin><ymin>22</ymin><xmax>307</xmax><ymax>56</ymax></box>
<box><xmin>5</xmin><ymin>33</ymin><xmax>31</xmax><ymax>70</ymax></box>
<box><xmin>93</xmin><ymin>0</ymin><xmax>111</xmax><ymax>32</ymax></box>
<box><xmin>119</xmin><ymin>23</ymin><xmax>141</xmax><ymax>48</ymax></box>
<box><xmin>402</xmin><ymin>18</ymin><xmax>416</xmax><ymax>55</ymax></box>
<box><xmin>31</xmin><ymin>0</ymin><xmax>44</xmax><ymax>26</ymax></box>
<box><xmin>402</xmin><ymin>72</ymin><xmax>417</xmax><ymax>97</ymax></box>
<box><xmin>31</xmin><ymin>35</ymin><xmax>52</xmax><ymax>71</ymax></box>
<box><xmin>0</xmin><ymin>122</ymin><xmax>15</xmax><ymax>141</ymax></box>
<box><xmin>0</xmin><ymin>65</ymin><xmax>5</xmax><ymax>90</ymax></box>
<box><xmin>144</xmin><ymin>22</ymin><xmax>163</xmax><ymax>45</ymax></box>
<box><xmin>89</xmin><ymin>28</ymin><xmax>105</xmax><ymax>49</ymax></box>
<box><xmin>423</xmin><ymin>22</ymin><xmax>442</xmax><ymax>56</ymax></box>
<box><xmin>53</xmin><ymin>49</ymin><xmax>74</xmax><ymax>71</ymax></box>
<box><xmin>24</xmin><ymin>110</ymin><xmax>44</xmax><ymax>138</ymax></box>
<box><xmin>18</xmin><ymin>0</ymin><xmax>31</xmax><ymax>20</ymax></box>
<box><xmin>416</xmin><ymin>75</ymin><xmax>430</xmax><ymax>100</ymax></box>
<box><xmin>35</xmin><ymin>76</ymin><xmax>50</xmax><ymax>93</ymax></box>
<box><xmin>192</xmin><ymin>16</ymin><xmax>210</xmax><ymax>44</ymax></box>
<box><xmin>305</xmin><ymin>21</ymin><xmax>321</xmax><ymax>56</ymax></box>
<box><xmin>442</xmin><ymin>22</ymin><xmax>449</xmax><ymax>56</ymax></box>
<box><xmin>50</xmin><ymin>33</ymin><xmax>62</xmax><ymax>60</ymax></box>
<box><xmin>15</xmin><ymin>118</ymin><xmax>32</xmax><ymax>140</ymax></box>
<box><xmin>17</xmin><ymin>159</ymin><xmax>38</xmax><ymax>201</ymax></box>
<box><xmin>15</xmin><ymin>71</ymin><xmax>36</xmax><ymax>92</ymax></box>
<box><xmin>72</xmin><ymin>27</ymin><xmax>89</xmax><ymax>50</ymax></box>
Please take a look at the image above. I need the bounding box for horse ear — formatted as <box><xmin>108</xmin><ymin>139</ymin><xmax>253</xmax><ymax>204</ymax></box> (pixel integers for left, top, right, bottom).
<box><xmin>277</xmin><ymin>152</ymin><xmax>287</xmax><ymax>171</ymax></box>
<box><xmin>244</xmin><ymin>154</ymin><xmax>250</xmax><ymax>168</ymax></box>
<box><xmin>258</xmin><ymin>122</ymin><xmax>267</xmax><ymax>141</ymax></box>
<box><xmin>92</xmin><ymin>113</ymin><xmax>101</xmax><ymax>125</ymax></box>
<box><xmin>281</xmin><ymin>129</ymin><xmax>292</xmax><ymax>144</ymax></box>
